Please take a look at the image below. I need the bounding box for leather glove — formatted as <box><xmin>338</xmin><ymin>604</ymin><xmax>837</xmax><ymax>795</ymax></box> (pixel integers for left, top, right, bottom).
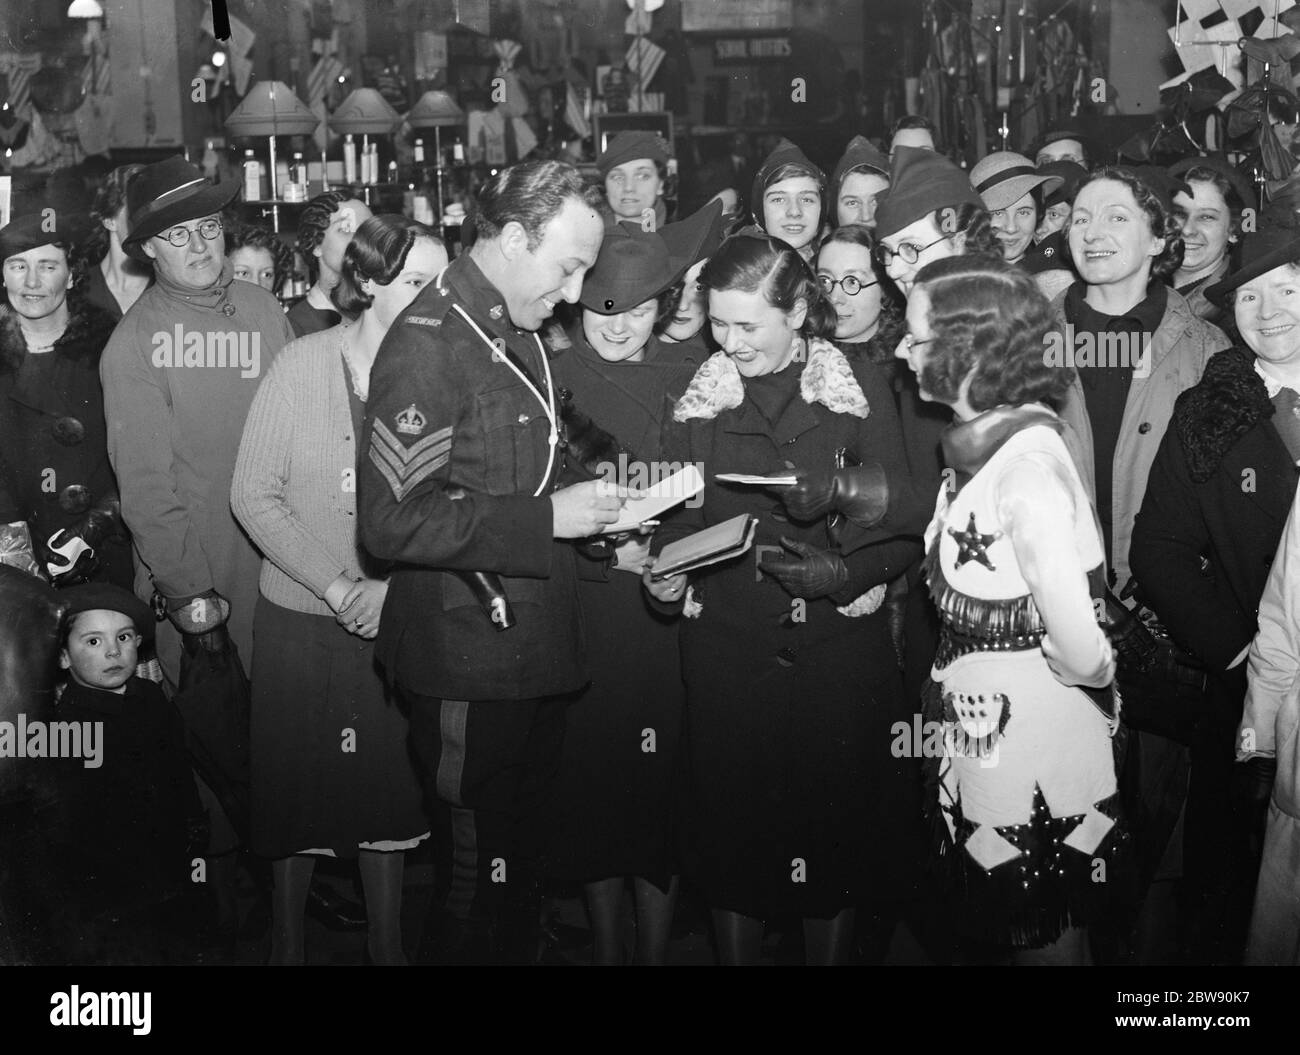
<box><xmin>757</xmin><ymin>537</ymin><xmax>849</xmax><ymax>599</ymax></box>
<box><xmin>45</xmin><ymin>494</ymin><xmax>124</xmax><ymax>587</ymax></box>
<box><xmin>770</xmin><ymin>464</ymin><xmax>890</xmax><ymax>526</ymax></box>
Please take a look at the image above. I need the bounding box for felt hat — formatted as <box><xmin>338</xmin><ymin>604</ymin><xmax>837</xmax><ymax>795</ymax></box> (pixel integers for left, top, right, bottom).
<box><xmin>59</xmin><ymin>582</ymin><xmax>155</xmax><ymax>641</ymax></box>
<box><xmin>579</xmin><ymin>224</ymin><xmax>678</xmax><ymax>314</ymax></box>
<box><xmin>749</xmin><ymin>137</ymin><xmax>825</xmax><ymax>225</ymax></box>
<box><xmin>121</xmin><ymin>156</ymin><xmax>241</xmax><ymax>262</ymax></box>
<box><xmin>969</xmin><ymin>151</ymin><xmax>1063</xmax><ymax>212</ymax></box>
<box><xmin>830</xmin><ymin>135</ymin><xmax>890</xmax><ymax>202</ymax></box>
<box><xmin>1032</xmin><ymin>122</ymin><xmax>1096</xmax><ymax>164</ymax></box>
<box><xmin>596</xmin><ymin>131</ymin><xmax>669</xmax><ymax>177</ymax></box>
<box><xmin>1168</xmin><ymin>154</ymin><xmax>1256</xmax><ymax>209</ymax></box>
<box><xmin>1205</xmin><ymin>206</ymin><xmax>1300</xmax><ymax>305</ymax></box>
<box><xmin>874</xmin><ymin>146</ymin><xmax>983</xmax><ymax>239</ymax></box>
<box><xmin>0</xmin><ymin>169</ymin><xmax>95</xmax><ymax>263</ymax></box>
<box><xmin>1038</xmin><ymin>160</ymin><xmax>1089</xmax><ymax>209</ymax></box>
<box><xmin>659</xmin><ymin>198</ymin><xmax>726</xmax><ymax>281</ymax></box>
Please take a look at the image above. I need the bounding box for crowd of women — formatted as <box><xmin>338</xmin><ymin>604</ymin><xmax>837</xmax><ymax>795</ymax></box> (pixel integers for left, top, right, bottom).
<box><xmin>0</xmin><ymin>111</ymin><xmax>1297</xmax><ymax>965</ymax></box>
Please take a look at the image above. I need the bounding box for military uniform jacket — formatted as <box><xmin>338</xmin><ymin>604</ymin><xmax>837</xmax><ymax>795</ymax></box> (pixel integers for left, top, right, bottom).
<box><xmin>358</xmin><ymin>254</ymin><xmax>585</xmax><ymax>701</ymax></box>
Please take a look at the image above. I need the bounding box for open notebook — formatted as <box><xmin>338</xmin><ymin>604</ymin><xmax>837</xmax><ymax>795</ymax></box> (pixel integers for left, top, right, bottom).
<box><xmin>650</xmin><ymin>513</ymin><xmax>758</xmax><ymax>581</ymax></box>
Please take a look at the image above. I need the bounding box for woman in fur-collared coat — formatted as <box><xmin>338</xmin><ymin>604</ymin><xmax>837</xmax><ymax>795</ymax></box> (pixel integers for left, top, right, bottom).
<box><xmin>646</xmin><ymin>234</ymin><xmax>925</xmax><ymax>964</ymax></box>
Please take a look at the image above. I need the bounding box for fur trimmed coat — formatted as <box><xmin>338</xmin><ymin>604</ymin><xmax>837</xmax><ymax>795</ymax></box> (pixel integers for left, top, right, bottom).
<box><xmin>656</xmin><ymin>337</ymin><xmax>928</xmax><ymax>916</ymax></box>
<box><xmin>0</xmin><ymin>295</ymin><xmax>132</xmax><ymax>587</ymax></box>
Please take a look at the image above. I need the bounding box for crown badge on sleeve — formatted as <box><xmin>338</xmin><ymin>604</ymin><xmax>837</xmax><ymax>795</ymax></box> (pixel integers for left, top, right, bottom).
<box><xmin>395</xmin><ymin>404</ymin><xmax>427</xmax><ymax>436</ymax></box>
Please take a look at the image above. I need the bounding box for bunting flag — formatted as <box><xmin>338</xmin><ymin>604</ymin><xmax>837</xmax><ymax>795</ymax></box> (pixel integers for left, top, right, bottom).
<box><xmin>624</xmin><ymin>36</ymin><xmax>665</xmax><ymax>95</ymax></box>
<box><xmin>0</xmin><ymin>53</ymin><xmax>42</xmax><ymax>118</ymax></box>
<box><xmin>306</xmin><ymin>51</ymin><xmax>344</xmax><ymax>107</ymax></box>
<box><xmin>564</xmin><ymin>80</ymin><xmax>590</xmax><ymax>139</ymax></box>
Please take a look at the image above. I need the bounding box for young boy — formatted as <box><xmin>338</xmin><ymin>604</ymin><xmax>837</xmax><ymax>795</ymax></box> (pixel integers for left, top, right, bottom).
<box><xmin>51</xmin><ymin>583</ymin><xmax>207</xmax><ymax>963</ymax></box>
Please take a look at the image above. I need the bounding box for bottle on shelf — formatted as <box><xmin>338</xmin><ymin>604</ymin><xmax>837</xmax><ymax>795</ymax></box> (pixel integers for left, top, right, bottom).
<box><xmin>201</xmin><ymin>139</ymin><xmax>219</xmax><ymax>181</ymax></box>
<box><xmin>343</xmin><ymin>134</ymin><xmax>357</xmax><ymax>185</ymax></box>
<box><xmin>413</xmin><ymin>137</ymin><xmax>425</xmax><ymax>165</ymax></box>
<box><xmin>243</xmin><ymin>148</ymin><xmax>260</xmax><ymax>201</ymax></box>
<box><xmin>452</xmin><ymin>135</ymin><xmax>465</xmax><ymax>166</ymax></box>
<box><xmin>274</xmin><ymin>157</ymin><xmax>291</xmax><ymax>199</ymax></box>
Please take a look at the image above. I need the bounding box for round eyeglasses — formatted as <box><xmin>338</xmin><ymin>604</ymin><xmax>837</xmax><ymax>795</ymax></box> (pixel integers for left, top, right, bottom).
<box><xmin>157</xmin><ymin>219</ymin><xmax>223</xmax><ymax>248</ymax></box>
<box><xmin>874</xmin><ymin>232</ymin><xmax>953</xmax><ymax>266</ymax></box>
<box><xmin>817</xmin><ymin>274</ymin><xmax>878</xmax><ymax>297</ymax></box>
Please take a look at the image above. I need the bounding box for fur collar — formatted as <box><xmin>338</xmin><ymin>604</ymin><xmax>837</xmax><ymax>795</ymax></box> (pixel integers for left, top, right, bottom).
<box><xmin>1173</xmin><ymin>346</ymin><xmax>1274</xmax><ymax>483</ymax></box>
<box><xmin>0</xmin><ymin>294</ymin><xmax>118</xmax><ymax>375</ymax></box>
<box><xmin>672</xmin><ymin>337</ymin><xmax>869</xmax><ymax>422</ymax></box>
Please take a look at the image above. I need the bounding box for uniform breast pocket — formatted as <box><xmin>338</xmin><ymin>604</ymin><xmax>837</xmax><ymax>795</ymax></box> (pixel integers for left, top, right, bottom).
<box><xmin>476</xmin><ymin>387</ymin><xmax>542</xmax><ymax>495</ymax></box>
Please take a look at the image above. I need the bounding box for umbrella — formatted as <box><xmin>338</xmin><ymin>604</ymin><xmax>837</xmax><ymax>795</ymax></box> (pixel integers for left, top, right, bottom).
<box><xmin>171</xmin><ymin>629</ymin><xmax>251</xmax><ymax>846</ymax></box>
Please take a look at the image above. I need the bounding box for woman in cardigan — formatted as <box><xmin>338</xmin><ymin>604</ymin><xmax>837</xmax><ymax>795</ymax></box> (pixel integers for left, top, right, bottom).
<box><xmin>547</xmin><ymin>220</ymin><xmax>705</xmax><ymax>965</ymax></box>
<box><xmin>645</xmin><ymin>233</ymin><xmax>923</xmax><ymax>964</ymax></box>
<box><xmin>232</xmin><ymin>215</ymin><xmax>444</xmax><ymax>964</ymax></box>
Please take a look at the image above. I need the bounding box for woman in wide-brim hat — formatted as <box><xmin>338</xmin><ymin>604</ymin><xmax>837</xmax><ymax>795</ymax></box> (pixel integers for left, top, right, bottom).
<box><xmin>1132</xmin><ymin>208</ymin><xmax>1300</xmax><ymax>964</ymax></box>
<box><xmin>546</xmin><ymin>221</ymin><xmax>706</xmax><ymax>965</ymax></box>
<box><xmin>969</xmin><ymin>152</ymin><xmax>1062</xmax><ymax>268</ymax></box>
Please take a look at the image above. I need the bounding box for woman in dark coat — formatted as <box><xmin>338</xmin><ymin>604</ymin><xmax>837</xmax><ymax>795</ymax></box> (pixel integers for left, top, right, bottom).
<box><xmin>813</xmin><ymin>224</ymin><xmax>947</xmax><ymax>958</ymax></box>
<box><xmin>0</xmin><ymin>207</ymin><xmax>130</xmax><ymax>589</ymax></box>
<box><xmin>1129</xmin><ymin>215</ymin><xmax>1300</xmax><ymax>963</ymax></box>
<box><xmin>546</xmin><ymin>219</ymin><xmax>704</xmax><ymax>965</ymax></box>
<box><xmin>646</xmin><ymin>233</ymin><xmax>924</xmax><ymax>964</ymax></box>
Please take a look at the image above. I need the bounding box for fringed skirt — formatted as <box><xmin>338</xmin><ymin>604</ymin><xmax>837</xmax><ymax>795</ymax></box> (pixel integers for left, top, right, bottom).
<box><xmin>921</xmin><ymin>650</ymin><xmax>1134</xmax><ymax>949</ymax></box>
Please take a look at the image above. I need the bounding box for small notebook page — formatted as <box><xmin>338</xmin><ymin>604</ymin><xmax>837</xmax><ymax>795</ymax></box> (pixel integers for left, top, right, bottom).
<box><xmin>602</xmin><ymin>464</ymin><xmax>705</xmax><ymax>533</ymax></box>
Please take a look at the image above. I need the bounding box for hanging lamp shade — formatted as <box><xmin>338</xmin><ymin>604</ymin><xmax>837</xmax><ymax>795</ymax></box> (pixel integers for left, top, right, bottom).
<box><xmin>408</xmin><ymin>90</ymin><xmax>465</xmax><ymax>128</ymax></box>
<box><xmin>225</xmin><ymin>80</ymin><xmax>319</xmax><ymax>138</ymax></box>
<box><xmin>329</xmin><ymin>88</ymin><xmax>401</xmax><ymax>135</ymax></box>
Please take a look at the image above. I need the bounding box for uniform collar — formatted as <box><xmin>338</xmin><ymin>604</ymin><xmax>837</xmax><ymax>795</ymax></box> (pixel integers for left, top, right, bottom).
<box><xmin>441</xmin><ymin>254</ymin><xmax>516</xmax><ymax>335</ymax></box>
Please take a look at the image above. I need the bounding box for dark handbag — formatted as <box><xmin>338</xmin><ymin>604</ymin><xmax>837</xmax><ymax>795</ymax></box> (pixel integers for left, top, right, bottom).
<box><xmin>1103</xmin><ymin>585</ymin><xmax>1209</xmax><ymax>745</ymax></box>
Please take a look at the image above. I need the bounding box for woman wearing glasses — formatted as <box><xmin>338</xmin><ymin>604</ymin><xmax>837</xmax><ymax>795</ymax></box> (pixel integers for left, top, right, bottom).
<box><xmin>812</xmin><ymin>225</ymin><xmax>949</xmax><ymax>957</ymax></box>
<box><xmin>899</xmin><ymin>255</ymin><xmax>1127</xmax><ymax>964</ymax></box>
<box><xmin>872</xmin><ymin>147</ymin><xmax>1002</xmax><ymax>299</ymax></box>
<box><xmin>646</xmin><ymin>232</ymin><xmax>923</xmax><ymax>964</ymax></box>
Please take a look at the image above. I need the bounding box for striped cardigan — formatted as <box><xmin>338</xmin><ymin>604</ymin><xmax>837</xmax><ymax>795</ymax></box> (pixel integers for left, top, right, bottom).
<box><xmin>232</xmin><ymin>326</ymin><xmax>374</xmax><ymax>617</ymax></box>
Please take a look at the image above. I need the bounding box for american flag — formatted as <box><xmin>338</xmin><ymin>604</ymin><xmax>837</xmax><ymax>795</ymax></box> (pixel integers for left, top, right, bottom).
<box><xmin>565</xmin><ymin>82</ymin><xmax>590</xmax><ymax>139</ymax></box>
<box><xmin>2</xmin><ymin>57</ymin><xmax>41</xmax><ymax>117</ymax></box>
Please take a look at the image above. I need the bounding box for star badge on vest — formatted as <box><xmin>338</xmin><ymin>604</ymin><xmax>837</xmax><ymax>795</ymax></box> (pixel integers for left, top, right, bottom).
<box><xmin>396</xmin><ymin>404</ymin><xmax>427</xmax><ymax>436</ymax></box>
<box><xmin>949</xmin><ymin>512</ymin><xmax>1002</xmax><ymax>571</ymax></box>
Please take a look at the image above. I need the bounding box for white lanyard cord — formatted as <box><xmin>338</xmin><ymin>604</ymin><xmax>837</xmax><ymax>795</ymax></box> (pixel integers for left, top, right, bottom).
<box><xmin>450</xmin><ymin>302</ymin><xmax>559</xmax><ymax>498</ymax></box>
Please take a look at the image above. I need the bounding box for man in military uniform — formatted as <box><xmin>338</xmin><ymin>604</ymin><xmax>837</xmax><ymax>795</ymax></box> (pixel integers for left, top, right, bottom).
<box><xmin>358</xmin><ymin>159</ymin><xmax>618</xmax><ymax>962</ymax></box>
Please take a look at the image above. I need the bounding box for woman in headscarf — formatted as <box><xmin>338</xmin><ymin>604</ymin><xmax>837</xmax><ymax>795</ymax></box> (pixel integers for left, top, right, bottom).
<box><xmin>749</xmin><ymin>138</ymin><xmax>826</xmax><ymax>262</ymax></box>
